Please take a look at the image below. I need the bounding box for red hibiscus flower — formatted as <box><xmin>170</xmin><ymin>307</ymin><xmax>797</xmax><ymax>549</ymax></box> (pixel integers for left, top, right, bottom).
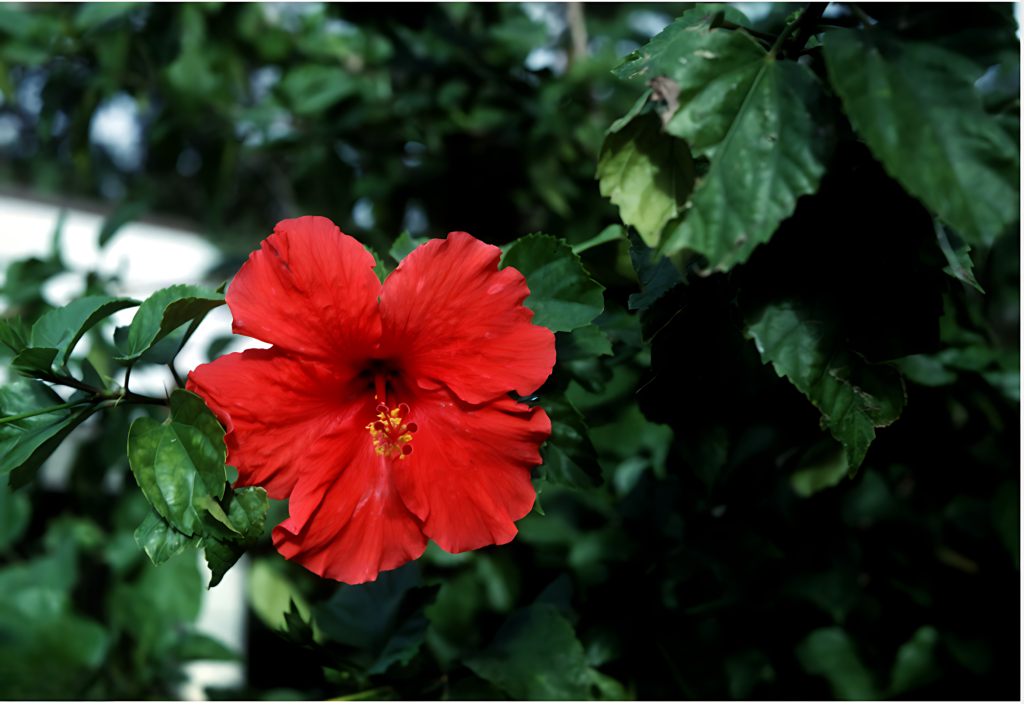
<box><xmin>186</xmin><ymin>216</ymin><xmax>556</xmax><ymax>584</ymax></box>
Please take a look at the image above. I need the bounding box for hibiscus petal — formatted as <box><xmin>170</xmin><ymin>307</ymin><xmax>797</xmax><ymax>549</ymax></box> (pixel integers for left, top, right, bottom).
<box><xmin>273</xmin><ymin>443</ymin><xmax>428</xmax><ymax>585</ymax></box>
<box><xmin>227</xmin><ymin>216</ymin><xmax>382</xmax><ymax>361</ymax></box>
<box><xmin>378</xmin><ymin>231</ymin><xmax>555</xmax><ymax>405</ymax></box>
<box><xmin>391</xmin><ymin>386</ymin><xmax>549</xmax><ymax>554</ymax></box>
<box><xmin>190</xmin><ymin>350</ymin><xmax>426</xmax><ymax>583</ymax></box>
<box><xmin>186</xmin><ymin>348</ymin><xmax>368</xmax><ymax>511</ymax></box>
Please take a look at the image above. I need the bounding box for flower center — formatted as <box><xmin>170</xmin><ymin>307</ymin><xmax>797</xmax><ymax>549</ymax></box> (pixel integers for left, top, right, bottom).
<box><xmin>366</xmin><ymin>401</ymin><xmax>417</xmax><ymax>459</ymax></box>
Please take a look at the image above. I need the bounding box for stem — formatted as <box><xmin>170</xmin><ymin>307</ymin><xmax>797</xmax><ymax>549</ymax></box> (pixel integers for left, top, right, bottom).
<box><xmin>767</xmin><ymin>11</ymin><xmax>804</xmax><ymax>59</ymax></box>
<box><xmin>168</xmin><ymin>363</ymin><xmax>184</xmax><ymax>389</ymax></box>
<box><xmin>566</xmin><ymin>2</ymin><xmax>588</xmax><ymax>69</ymax></box>
<box><xmin>847</xmin><ymin>3</ymin><xmax>874</xmax><ymax>29</ymax></box>
<box><xmin>0</xmin><ymin>399</ymin><xmax>90</xmax><ymax>425</ymax></box>
<box><xmin>123</xmin><ymin>362</ymin><xmax>134</xmax><ymax>393</ymax></box>
<box><xmin>33</xmin><ymin>369</ymin><xmax>168</xmax><ymax>407</ymax></box>
<box><xmin>783</xmin><ymin>2</ymin><xmax>829</xmax><ymax>60</ymax></box>
<box><xmin>720</xmin><ymin>19</ymin><xmax>777</xmax><ymax>43</ymax></box>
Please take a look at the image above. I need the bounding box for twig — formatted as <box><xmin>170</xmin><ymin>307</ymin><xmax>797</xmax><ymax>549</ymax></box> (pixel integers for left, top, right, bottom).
<box><xmin>168</xmin><ymin>363</ymin><xmax>184</xmax><ymax>389</ymax></box>
<box><xmin>780</xmin><ymin>2</ymin><xmax>829</xmax><ymax>60</ymax></box>
<box><xmin>566</xmin><ymin>2</ymin><xmax>588</xmax><ymax>69</ymax></box>
<box><xmin>720</xmin><ymin>19</ymin><xmax>777</xmax><ymax>43</ymax></box>
<box><xmin>846</xmin><ymin>3</ymin><xmax>874</xmax><ymax>29</ymax></box>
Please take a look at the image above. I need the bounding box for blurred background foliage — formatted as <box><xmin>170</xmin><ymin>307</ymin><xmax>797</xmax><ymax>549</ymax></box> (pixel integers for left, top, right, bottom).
<box><xmin>0</xmin><ymin>1</ymin><xmax>1019</xmax><ymax>701</ymax></box>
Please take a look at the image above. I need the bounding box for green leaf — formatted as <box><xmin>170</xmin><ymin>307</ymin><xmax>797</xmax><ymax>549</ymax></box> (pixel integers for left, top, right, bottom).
<box><xmin>823</xmin><ymin>28</ymin><xmax>1019</xmax><ymax>245</ymax></box>
<box><xmin>315</xmin><ymin>561</ymin><xmax>440</xmax><ymax>675</ymax></box>
<box><xmin>280</xmin><ymin>65</ymin><xmax>360</xmax><ymax>116</ymax></box>
<box><xmin>659</xmin><ymin>54</ymin><xmax>834</xmax><ymax>270</ymax></box>
<box><xmin>596</xmin><ymin>112</ymin><xmax>695</xmax><ymax>248</ymax></box>
<box><xmin>894</xmin><ymin>354</ymin><xmax>959</xmax><ymax>387</ymax></box>
<box><xmin>611</xmin><ymin>5</ymin><xmax>754</xmax><ymax>82</ymax></box>
<box><xmin>570</xmin><ymin>325</ymin><xmax>613</xmax><ymax>358</ymax></box>
<box><xmin>248</xmin><ymin>558</ymin><xmax>313</xmax><ymax>632</ymax></box>
<box><xmin>108</xmin><ymin>546</ymin><xmax>203</xmax><ymax>658</ymax></box>
<box><xmin>204</xmin><ymin>486</ymin><xmax>269</xmax><ymax>588</ymax></box>
<box><xmin>0</xmin><ymin>380</ymin><xmax>96</xmax><ymax>487</ymax></box>
<box><xmin>935</xmin><ymin>221</ymin><xmax>984</xmax><ymax>293</ymax></box>
<box><xmin>126</xmin><ymin>389</ymin><xmax>229</xmax><ymax>537</ymax></box>
<box><xmin>500</xmin><ymin>233</ymin><xmax>605</xmax><ymax>333</ymax></box>
<box><xmin>174</xmin><ymin>632</ymin><xmax>240</xmax><ymax>661</ymax></box>
<box><xmin>114</xmin><ymin>284</ymin><xmax>225</xmax><ymax>364</ymax></box>
<box><xmin>626</xmin><ymin>231</ymin><xmax>681</xmax><ymax>311</ymax></box>
<box><xmin>537</xmin><ymin>396</ymin><xmax>602</xmax><ymax>490</ymax></box>
<box><xmin>0</xmin><ymin>316</ymin><xmax>28</xmax><ymax>354</ymax></box>
<box><xmin>605</xmin><ymin>89</ymin><xmax>653</xmax><ymax>135</ymax></box>
<box><xmin>888</xmin><ymin>626</ymin><xmax>940</xmax><ymax>696</ymax></box>
<box><xmin>134</xmin><ymin>508</ymin><xmax>203</xmax><ymax>566</ymax></box>
<box><xmin>744</xmin><ymin>299</ymin><xmax>906</xmax><ymax>473</ymax></box>
<box><xmin>465</xmin><ymin>602</ymin><xmax>595</xmax><ymax>700</ymax></box>
<box><xmin>362</xmin><ymin>244</ymin><xmax>390</xmax><ymax>284</ymax></box>
<box><xmin>0</xmin><ymin>481</ymin><xmax>30</xmax><ymax>550</ymax></box>
<box><xmin>74</xmin><ymin>2</ymin><xmax>140</xmax><ymax>31</ymax></box>
<box><xmin>789</xmin><ymin>438</ymin><xmax>850</xmax><ymax>498</ymax></box>
<box><xmin>98</xmin><ymin>197</ymin><xmax>151</xmax><ymax>247</ymax></box>
<box><xmin>388</xmin><ymin>231</ymin><xmax>429</xmax><ymax>263</ymax></box>
<box><xmin>30</xmin><ymin>295</ymin><xmax>140</xmax><ymax>368</ymax></box>
<box><xmin>795</xmin><ymin>627</ymin><xmax>878</xmax><ymax>700</ymax></box>
<box><xmin>10</xmin><ymin>347</ymin><xmax>58</xmax><ymax>378</ymax></box>
<box><xmin>571</xmin><ymin>224</ymin><xmax>627</xmax><ymax>255</ymax></box>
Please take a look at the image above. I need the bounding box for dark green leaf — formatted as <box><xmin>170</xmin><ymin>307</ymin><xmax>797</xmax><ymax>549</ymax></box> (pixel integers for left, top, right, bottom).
<box><xmin>174</xmin><ymin>632</ymin><xmax>240</xmax><ymax>661</ymax></box>
<box><xmin>74</xmin><ymin>2</ymin><xmax>140</xmax><ymax>31</ymax></box>
<box><xmin>127</xmin><ymin>389</ymin><xmax>230</xmax><ymax>536</ymax></box>
<box><xmin>465</xmin><ymin>602</ymin><xmax>594</xmax><ymax>700</ymax></box>
<box><xmin>134</xmin><ymin>508</ymin><xmax>203</xmax><ymax>566</ymax></box>
<box><xmin>30</xmin><ymin>295</ymin><xmax>140</xmax><ymax>367</ymax></box>
<box><xmin>362</xmin><ymin>244</ymin><xmax>390</xmax><ymax>284</ymax></box>
<box><xmin>0</xmin><ymin>481</ymin><xmax>30</xmax><ymax>550</ymax></box>
<box><xmin>824</xmin><ymin>28</ymin><xmax>1019</xmax><ymax>245</ymax></box>
<box><xmin>935</xmin><ymin>221</ymin><xmax>984</xmax><ymax>293</ymax></box>
<box><xmin>314</xmin><ymin>561</ymin><xmax>439</xmax><ymax>675</ymax></box>
<box><xmin>611</xmin><ymin>5</ymin><xmax>753</xmax><ymax>82</ymax></box>
<box><xmin>789</xmin><ymin>438</ymin><xmax>850</xmax><ymax>498</ymax></box>
<box><xmin>744</xmin><ymin>299</ymin><xmax>906</xmax><ymax>472</ymax></box>
<box><xmin>570</xmin><ymin>326</ymin><xmax>613</xmax><ymax>358</ymax></box>
<box><xmin>795</xmin><ymin>627</ymin><xmax>878</xmax><ymax>700</ymax></box>
<box><xmin>388</xmin><ymin>231</ymin><xmax>429</xmax><ymax>263</ymax></box>
<box><xmin>500</xmin><ymin>233</ymin><xmax>605</xmax><ymax>332</ymax></box>
<box><xmin>10</xmin><ymin>347</ymin><xmax>58</xmax><ymax>378</ymax></box>
<box><xmin>596</xmin><ymin>112</ymin><xmax>695</xmax><ymax>248</ymax></box>
<box><xmin>537</xmin><ymin>396</ymin><xmax>602</xmax><ymax>490</ymax></box>
<box><xmin>0</xmin><ymin>380</ymin><xmax>96</xmax><ymax>487</ymax></box>
<box><xmin>204</xmin><ymin>486</ymin><xmax>269</xmax><ymax>588</ymax></box>
<box><xmin>114</xmin><ymin>284</ymin><xmax>225</xmax><ymax>363</ymax></box>
<box><xmin>895</xmin><ymin>354</ymin><xmax>959</xmax><ymax>387</ymax></box>
<box><xmin>888</xmin><ymin>626</ymin><xmax>940</xmax><ymax>696</ymax></box>
<box><xmin>571</xmin><ymin>225</ymin><xmax>627</xmax><ymax>255</ymax></box>
<box><xmin>659</xmin><ymin>46</ymin><xmax>835</xmax><ymax>270</ymax></box>
<box><xmin>0</xmin><ymin>316</ymin><xmax>28</xmax><ymax>354</ymax></box>
<box><xmin>626</xmin><ymin>231</ymin><xmax>681</xmax><ymax>310</ymax></box>
<box><xmin>280</xmin><ymin>65</ymin><xmax>360</xmax><ymax>116</ymax></box>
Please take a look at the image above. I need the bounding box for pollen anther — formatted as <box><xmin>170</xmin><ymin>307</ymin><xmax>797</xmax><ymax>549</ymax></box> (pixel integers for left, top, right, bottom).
<box><xmin>367</xmin><ymin>401</ymin><xmax>416</xmax><ymax>459</ymax></box>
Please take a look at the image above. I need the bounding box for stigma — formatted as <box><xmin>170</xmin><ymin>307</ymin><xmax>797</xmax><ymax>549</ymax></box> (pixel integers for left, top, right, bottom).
<box><xmin>366</xmin><ymin>401</ymin><xmax>417</xmax><ymax>459</ymax></box>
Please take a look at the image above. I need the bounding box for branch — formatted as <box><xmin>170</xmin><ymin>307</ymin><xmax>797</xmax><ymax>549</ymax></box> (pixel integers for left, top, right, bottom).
<box><xmin>34</xmin><ymin>369</ymin><xmax>168</xmax><ymax>406</ymax></box>
<box><xmin>720</xmin><ymin>19</ymin><xmax>777</xmax><ymax>44</ymax></box>
<box><xmin>566</xmin><ymin>2</ymin><xmax>588</xmax><ymax>70</ymax></box>
<box><xmin>780</xmin><ymin>3</ymin><xmax>830</xmax><ymax>61</ymax></box>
